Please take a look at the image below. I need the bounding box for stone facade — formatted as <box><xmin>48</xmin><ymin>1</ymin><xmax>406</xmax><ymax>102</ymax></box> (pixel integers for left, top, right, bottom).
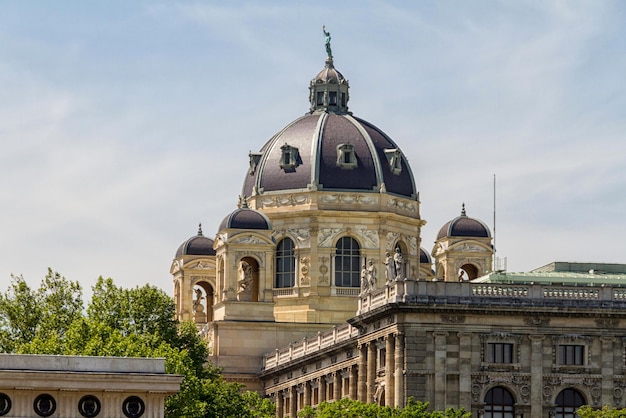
<box><xmin>0</xmin><ymin>354</ymin><xmax>181</xmax><ymax>418</ymax></box>
<box><xmin>260</xmin><ymin>279</ymin><xmax>626</xmax><ymax>417</ymax></box>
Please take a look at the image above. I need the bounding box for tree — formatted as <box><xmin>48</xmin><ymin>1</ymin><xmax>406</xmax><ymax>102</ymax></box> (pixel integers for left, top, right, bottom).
<box><xmin>0</xmin><ymin>271</ymin><xmax>274</xmax><ymax>418</ymax></box>
<box><xmin>578</xmin><ymin>405</ymin><xmax>626</xmax><ymax>417</ymax></box>
<box><xmin>298</xmin><ymin>398</ymin><xmax>470</xmax><ymax>418</ymax></box>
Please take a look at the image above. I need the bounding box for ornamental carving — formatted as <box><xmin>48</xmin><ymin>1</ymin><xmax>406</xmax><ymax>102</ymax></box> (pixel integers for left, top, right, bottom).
<box><xmin>318</xmin><ymin>256</ymin><xmax>329</xmax><ymax>284</ymax></box>
<box><xmin>386</xmin><ymin>232</ymin><xmax>400</xmax><ymax>251</ymax></box>
<box><xmin>234</xmin><ymin>251</ymin><xmax>265</xmax><ymax>267</ymax></box>
<box><xmin>318</xmin><ymin>228</ymin><xmax>342</xmax><ymax>247</ymax></box>
<box><xmin>460</xmin><ymin>243</ymin><xmax>484</xmax><ymax>252</ymax></box>
<box><xmin>320</xmin><ymin>194</ymin><xmax>377</xmax><ymax>205</ymax></box>
<box><xmin>596</xmin><ymin>318</ymin><xmax>619</xmax><ymax>328</ymax></box>
<box><xmin>258</xmin><ymin>194</ymin><xmax>310</xmax><ymax>208</ymax></box>
<box><xmin>300</xmin><ymin>257</ymin><xmax>311</xmax><ymax>286</ymax></box>
<box><xmin>471</xmin><ymin>373</ymin><xmax>531</xmax><ymax>403</ymax></box>
<box><xmin>354</xmin><ymin>227</ymin><xmax>379</xmax><ymax>249</ymax></box>
<box><xmin>524</xmin><ymin>316</ymin><xmax>550</xmax><ymax>326</ymax></box>
<box><xmin>387</xmin><ymin>198</ymin><xmax>418</xmax><ymax>213</ymax></box>
<box><xmin>192</xmin><ymin>261</ymin><xmax>211</xmax><ymax>270</ymax></box>
<box><xmin>441</xmin><ymin>314</ymin><xmax>466</xmax><ymax>324</ymax></box>
<box><xmin>408</xmin><ymin>236</ymin><xmax>418</xmax><ymax>256</ymax></box>
<box><xmin>231</xmin><ymin>235</ymin><xmax>266</xmax><ymax>245</ymax></box>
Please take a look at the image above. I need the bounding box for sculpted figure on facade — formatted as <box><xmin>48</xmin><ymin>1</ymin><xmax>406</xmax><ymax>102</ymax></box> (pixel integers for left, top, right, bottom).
<box><xmin>394</xmin><ymin>247</ymin><xmax>404</xmax><ymax>279</ymax></box>
<box><xmin>384</xmin><ymin>251</ymin><xmax>396</xmax><ymax>282</ymax></box>
<box><xmin>237</xmin><ymin>260</ymin><xmax>254</xmax><ymax>301</ymax></box>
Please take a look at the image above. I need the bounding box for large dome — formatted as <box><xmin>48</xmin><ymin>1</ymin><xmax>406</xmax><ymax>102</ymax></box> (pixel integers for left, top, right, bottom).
<box><xmin>242</xmin><ymin>58</ymin><xmax>417</xmax><ymax>200</ymax></box>
<box><xmin>437</xmin><ymin>204</ymin><xmax>491</xmax><ymax>240</ymax></box>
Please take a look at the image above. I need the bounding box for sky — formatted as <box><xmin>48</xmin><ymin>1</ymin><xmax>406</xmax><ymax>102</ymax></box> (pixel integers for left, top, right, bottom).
<box><xmin>1</xmin><ymin>1</ymin><xmax>625</xmax><ymax>298</ymax></box>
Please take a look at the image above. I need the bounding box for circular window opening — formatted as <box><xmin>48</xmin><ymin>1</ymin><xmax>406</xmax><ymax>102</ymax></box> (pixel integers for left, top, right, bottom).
<box><xmin>0</xmin><ymin>393</ymin><xmax>11</xmax><ymax>416</ymax></box>
<box><xmin>78</xmin><ymin>395</ymin><xmax>101</xmax><ymax>417</ymax></box>
<box><xmin>122</xmin><ymin>396</ymin><xmax>145</xmax><ymax>418</ymax></box>
<box><xmin>34</xmin><ymin>394</ymin><xmax>56</xmax><ymax>417</ymax></box>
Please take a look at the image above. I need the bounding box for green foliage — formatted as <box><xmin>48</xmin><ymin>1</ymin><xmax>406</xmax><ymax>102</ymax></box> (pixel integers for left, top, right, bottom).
<box><xmin>578</xmin><ymin>405</ymin><xmax>626</xmax><ymax>417</ymax></box>
<box><xmin>298</xmin><ymin>398</ymin><xmax>470</xmax><ymax>418</ymax></box>
<box><xmin>0</xmin><ymin>270</ymin><xmax>272</xmax><ymax>418</ymax></box>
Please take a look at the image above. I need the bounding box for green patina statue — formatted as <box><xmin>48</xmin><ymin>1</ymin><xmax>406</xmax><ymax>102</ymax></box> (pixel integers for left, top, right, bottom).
<box><xmin>323</xmin><ymin>25</ymin><xmax>332</xmax><ymax>59</ymax></box>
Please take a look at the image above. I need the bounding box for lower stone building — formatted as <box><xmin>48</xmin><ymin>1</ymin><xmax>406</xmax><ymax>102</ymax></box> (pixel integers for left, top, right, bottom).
<box><xmin>0</xmin><ymin>354</ymin><xmax>181</xmax><ymax>418</ymax></box>
<box><xmin>261</xmin><ymin>268</ymin><xmax>626</xmax><ymax>417</ymax></box>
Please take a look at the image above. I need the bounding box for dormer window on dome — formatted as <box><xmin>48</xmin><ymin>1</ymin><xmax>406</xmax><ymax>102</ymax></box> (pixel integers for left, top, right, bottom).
<box><xmin>279</xmin><ymin>144</ymin><xmax>300</xmax><ymax>171</ymax></box>
<box><xmin>248</xmin><ymin>152</ymin><xmax>262</xmax><ymax>176</ymax></box>
<box><xmin>336</xmin><ymin>143</ymin><xmax>357</xmax><ymax>169</ymax></box>
<box><xmin>384</xmin><ymin>148</ymin><xmax>403</xmax><ymax>175</ymax></box>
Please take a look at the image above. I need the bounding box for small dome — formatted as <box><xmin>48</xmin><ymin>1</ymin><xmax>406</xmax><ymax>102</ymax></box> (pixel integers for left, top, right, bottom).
<box><xmin>420</xmin><ymin>247</ymin><xmax>432</xmax><ymax>264</ymax></box>
<box><xmin>437</xmin><ymin>204</ymin><xmax>491</xmax><ymax>240</ymax></box>
<box><xmin>219</xmin><ymin>202</ymin><xmax>271</xmax><ymax>231</ymax></box>
<box><xmin>176</xmin><ymin>224</ymin><xmax>216</xmax><ymax>258</ymax></box>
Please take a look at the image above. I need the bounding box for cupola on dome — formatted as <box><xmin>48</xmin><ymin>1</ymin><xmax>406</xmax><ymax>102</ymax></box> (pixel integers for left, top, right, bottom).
<box><xmin>219</xmin><ymin>201</ymin><xmax>272</xmax><ymax>231</ymax></box>
<box><xmin>175</xmin><ymin>224</ymin><xmax>216</xmax><ymax>257</ymax></box>
<box><xmin>437</xmin><ymin>204</ymin><xmax>491</xmax><ymax>240</ymax></box>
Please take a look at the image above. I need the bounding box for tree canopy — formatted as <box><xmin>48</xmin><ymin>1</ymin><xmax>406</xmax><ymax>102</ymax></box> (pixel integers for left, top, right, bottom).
<box><xmin>298</xmin><ymin>398</ymin><xmax>471</xmax><ymax>418</ymax></box>
<box><xmin>0</xmin><ymin>271</ymin><xmax>273</xmax><ymax>418</ymax></box>
<box><xmin>577</xmin><ymin>406</ymin><xmax>626</xmax><ymax>417</ymax></box>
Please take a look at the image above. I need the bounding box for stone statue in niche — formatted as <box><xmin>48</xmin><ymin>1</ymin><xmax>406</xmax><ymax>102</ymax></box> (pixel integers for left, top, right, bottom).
<box><xmin>237</xmin><ymin>260</ymin><xmax>254</xmax><ymax>301</ymax></box>
<box><xmin>193</xmin><ymin>287</ymin><xmax>205</xmax><ymax>322</ymax></box>
<box><xmin>394</xmin><ymin>247</ymin><xmax>404</xmax><ymax>279</ymax></box>
<box><xmin>384</xmin><ymin>251</ymin><xmax>396</xmax><ymax>283</ymax></box>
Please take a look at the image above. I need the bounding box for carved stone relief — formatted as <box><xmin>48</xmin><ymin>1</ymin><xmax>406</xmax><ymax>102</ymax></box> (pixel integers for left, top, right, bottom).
<box><xmin>318</xmin><ymin>228</ymin><xmax>342</xmax><ymax>248</ymax></box>
<box><xmin>318</xmin><ymin>256</ymin><xmax>329</xmax><ymax>284</ymax></box>
<box><xmin>300</xmin><ymin>257</ymin><xmax>311</xmax><ymax>286</ymax></box>
<box><xmin>231</xmin><ymin>235</ymin><xmax>266</xmax><ymax>245</ymax></box>
<box><xmin>354</xmin><ymin>226</ymin><xmax>379</xmax><ymax>249</ymax></box>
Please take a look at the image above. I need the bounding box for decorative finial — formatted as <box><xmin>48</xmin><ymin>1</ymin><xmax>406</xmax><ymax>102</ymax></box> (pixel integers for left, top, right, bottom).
<box><xmin>322</xmin><ymin>25</ymin><xmax>332</xmax><ymax>59</ymax></box>
<box><xmin>197</xmin><ymin>223</ymin><xmax>203</xmax><ymax>236</ymax></box>
<box><xmin>461</xmin><ymin>203</ymin><xmax>466</xmax><ymax>216</ymax></box>
<box><xmin>239</xmin><ymin>195</ymin><xmax>249</xmax><ymax>209</ymax></box>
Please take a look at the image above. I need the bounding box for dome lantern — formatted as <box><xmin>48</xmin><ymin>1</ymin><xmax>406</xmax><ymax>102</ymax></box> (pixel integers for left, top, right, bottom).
<box><xmin>309</xmin><ymin>27</ymin><xmax>350</xmax><ymax>115</ymax></box>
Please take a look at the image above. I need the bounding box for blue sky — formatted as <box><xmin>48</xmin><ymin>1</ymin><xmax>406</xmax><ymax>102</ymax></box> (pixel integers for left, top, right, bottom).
<box><xmin>1</xmin><ymin>1</ymin><xmax>625</xmax><ymax>296</ymax></box>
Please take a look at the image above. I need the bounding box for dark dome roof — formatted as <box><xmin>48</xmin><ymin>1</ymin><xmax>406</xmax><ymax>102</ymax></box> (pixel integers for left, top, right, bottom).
<box><xmin>437</xmin><ymin>205</ymin><xmax>491</xmax><ymax>240</ymax></box>
<box><xmin>242</xmin><ymin>58</ymin><xmax>417</xmax><ymax>200</ymax></box>
<box><xmin>219</xmin><ymin>206</ymin><xmax>271</xmax><ymax>231</ymax></box>
<box><xmin>420</xmin><ymin>247</ymin><xmax>432</xmax><ymax>264</ymax></box>
<box><xmin>175</xmin><ymin>224</ymin><xmax>216</xmax><ymax>258</ymax></box>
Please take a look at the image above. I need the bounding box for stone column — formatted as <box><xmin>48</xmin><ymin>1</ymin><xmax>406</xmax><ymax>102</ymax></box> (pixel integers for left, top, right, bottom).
<box><xmin>433</xmin><ymin>331</ymin><xmax>449</xmax><ymax>411</ymax></box>
<box><xmin>394</xmin><ymin>332</ymin><xmax>405</xmax><ymax>408</ymax></box>
<box><xmin>304</xmin><ymin>381</ymin><xmax>311</xmax><ymax>408</ymax></box>
<box><xmin>367</xmin><ymin>341</ymin><xmax>376</xmax><ymax>403</ymax></box>
<box><xmin>333</xmin><ymin>371</ymin><xmax>342</xmax><ymax>400</ymax></box>
<box><xmin>358</xmin><ymin>344</ymin><xmax>367</xmax><ymax>402</ymax></box>
<box><xmin>529</xmin><ymin>334</ymin><xmax>545</xmax><ymax>417</ymax></box>
<box><xmin>385</xmin><ymin>333</ymin><xmax>395</xmax><ymax>407</ymax></box>
<box><xmin>350</xmin><ymin>366</ymin><xmax>358</xmax><ymax>400</ymax></box>
<box><xmin>276</xmin><ymin>391</ymin><xmax>284</xmax><ymax>418</ymax></box>
<box><xmin>289</xmin><ymin>386</ymin><xmax>297</xmax><ymax>417</ymax></box>
<box><xmin>458</xmin><ymin>332</ymin><xmax>472</xmax><ymax>409</ymax></box>
<box><xmin>600</xmin><ymin>336</ymin><xmax>615</xmax><ymax>407</ymax></box>
<box><xmin>319</xmin><ymin>376</ymin><xmax>326</xmax><ymax>403</ymax></box>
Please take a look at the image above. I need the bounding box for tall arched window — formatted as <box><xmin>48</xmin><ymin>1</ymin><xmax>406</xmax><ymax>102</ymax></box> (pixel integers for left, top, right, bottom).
<box><xmin>275</xmin><ymin>238</ymin><xmax>295</xmax><ymax>288</ymax></box>
<box><xmin>335</xmin><ymin>237</ymin><xmax>360</xmax><ymax>287</ymax></box>
<box><xmin>555</xmin><ymin>388</ymin><xmax>585</xmax><ymax>418</ymax></box>
<box><xmin>484</xmin><ymin>386</ymin><xmax>515</xmax><ymax>418</ymax></box>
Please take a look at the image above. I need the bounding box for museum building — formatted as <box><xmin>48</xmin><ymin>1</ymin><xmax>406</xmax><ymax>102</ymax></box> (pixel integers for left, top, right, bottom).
<box><xmin>171</xmin><ymin>40</ymin><xmax>626</xmax><ymax>417</ymax></box>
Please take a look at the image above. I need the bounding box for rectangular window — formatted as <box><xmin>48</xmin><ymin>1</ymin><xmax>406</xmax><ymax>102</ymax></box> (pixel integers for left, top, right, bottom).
<box><xmin>559</xmin><ymin>344</ymin><xmax>584</xmax><ymax>365</ymax></box>
<box><xmin>329</xmin><ymin>91</ymin><xmax>337</xmax><ymax>105</ymax></box>
<box><xmin>316</xmin><ymin>91</ymin><xmax>324</xmax><ymax>105</ymax></box>
<box><xmin>487</xmin><ymin>343</ymin><xmax>513</xmax><ymax>363</ymax></box>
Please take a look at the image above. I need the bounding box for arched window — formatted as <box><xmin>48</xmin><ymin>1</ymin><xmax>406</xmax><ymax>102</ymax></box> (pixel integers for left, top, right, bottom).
<box><xmin>555</xmin><ymin>388</ymin><xmax>585</xmax><ymax>418</ymax></box>
<box><xmin>276</xmin><ymin>238</ymin><xmax>295</xmax><ymax>288</ymax></box>
<box><xmin>484</xmin><ymin>386</ymin><xmax>515</xmax><ymax>418</ymax></box>
<box><xmin>335</xmin><ymin>237</ymin><xmax>360</xmax><ymax>287</ymax></box>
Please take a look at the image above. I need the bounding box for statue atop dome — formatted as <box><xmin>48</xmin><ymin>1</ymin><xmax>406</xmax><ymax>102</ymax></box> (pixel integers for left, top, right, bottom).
<box><xmin>323</xmin><ymin>25</ymin><xmax>332</xmax><ymax>59</ymax></box>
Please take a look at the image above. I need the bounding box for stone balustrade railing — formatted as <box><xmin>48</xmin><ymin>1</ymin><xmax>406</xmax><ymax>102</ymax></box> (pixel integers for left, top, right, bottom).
<box><xmin>357</xmin><ymin>280</ymin><xmax>625</xmax><ymax>315</ymax></box>
<box><xmin>263</xmin><ymin>323</ymin><xmax>359</xmax><ymax>370</ymax></box>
